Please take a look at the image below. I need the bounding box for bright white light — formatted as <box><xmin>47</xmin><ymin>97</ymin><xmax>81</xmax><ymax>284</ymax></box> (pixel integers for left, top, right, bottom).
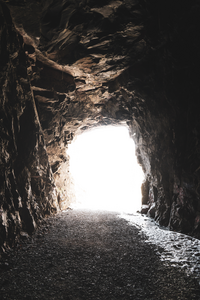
<box><xmin>67</xmin><ymin>125</ymin><xmax>144</xmax><ymax>213</ymax></box>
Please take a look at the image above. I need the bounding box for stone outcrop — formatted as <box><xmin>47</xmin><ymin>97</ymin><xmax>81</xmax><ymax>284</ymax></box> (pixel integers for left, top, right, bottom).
<box><xmin>1</xmin><ymin>0</ymin><xmax>200</xmax><ymax>249</ymax></box>
<box><xmin>0</xmin><ymin>2</ymin><xmax>58</xmax><ymax>251</ymax></box>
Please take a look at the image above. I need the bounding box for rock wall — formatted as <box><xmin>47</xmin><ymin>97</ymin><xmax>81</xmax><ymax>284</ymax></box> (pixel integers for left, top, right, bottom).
<box><xmin>1</xmin><ymin>0</ymin><xmax>200</xmax><ymax>247</ymax></box>
<box><xmin>0</xmin><ymin>2</ymin><xmax>58</xmax><ymax>251</ymax></box>
<box><xmin>127</xmin><ymin>0</ymin><xmax>200</xmax><ymax>236</ymax></box>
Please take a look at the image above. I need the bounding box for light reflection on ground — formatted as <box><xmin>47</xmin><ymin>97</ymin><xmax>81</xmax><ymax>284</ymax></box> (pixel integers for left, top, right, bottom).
<box><xmin>120</xmin><ymin>213</ymin><xmax>200</xmax><ymax>284</ymax></box>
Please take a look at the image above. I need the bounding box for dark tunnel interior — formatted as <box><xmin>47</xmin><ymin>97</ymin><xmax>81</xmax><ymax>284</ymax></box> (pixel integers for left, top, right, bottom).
<box><xmin>1</xmin><ymin>0</ymin><xmax>200</xmax><ymax>251</ymax></box>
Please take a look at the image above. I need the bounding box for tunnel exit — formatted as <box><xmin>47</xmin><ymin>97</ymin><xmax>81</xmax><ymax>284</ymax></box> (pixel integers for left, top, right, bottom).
<box><xmin>67</xmin><ymin>125</ymin><xmax>144</xmax><ymax>213</ymax></box>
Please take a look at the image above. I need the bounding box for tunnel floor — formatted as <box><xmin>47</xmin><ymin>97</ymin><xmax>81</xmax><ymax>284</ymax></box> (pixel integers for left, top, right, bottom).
<box><xmin>0</xmin><ymin>210</ymin><xmax>200</xmax><ymax>300</ymax></box>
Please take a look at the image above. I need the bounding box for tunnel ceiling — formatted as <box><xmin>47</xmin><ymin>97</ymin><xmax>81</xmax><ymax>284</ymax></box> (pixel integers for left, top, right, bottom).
<box><xmin>1</xmin><ymin>0</ymin><xmax>200</xmax><ymax>248</ymax></box>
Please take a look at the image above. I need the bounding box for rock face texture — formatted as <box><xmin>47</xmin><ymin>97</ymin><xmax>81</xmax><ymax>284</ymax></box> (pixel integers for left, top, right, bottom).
<box><xmin>1</xmin><ymin>0</ymin><xmax>200</xmax><ymax>248</ymax></box>
<box><xmin>0</xmin><ymin>2</ymin><xmax>58</xmax><ymax>250</ymax></box>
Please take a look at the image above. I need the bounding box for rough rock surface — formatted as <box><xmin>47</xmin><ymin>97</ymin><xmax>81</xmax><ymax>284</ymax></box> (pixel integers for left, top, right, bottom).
<box><xmin>0</xmin><ymin>209</ymin><xmax>200</xmax><ymax>299</ymax></box>
<box><xmin>0</xmin><ymin>2</ymin><xmax>58</xmax><ymax>251</ymax></box>
<box><xmin>1</xmin><ymin>0</ymin><xmax>200</xmax><ymax>248</ymax></box>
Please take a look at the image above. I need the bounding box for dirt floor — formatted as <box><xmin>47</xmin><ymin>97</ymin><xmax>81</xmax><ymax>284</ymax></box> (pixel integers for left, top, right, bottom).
<box><xmin>0</xmin><ymin>209</ymin><xmax>200</xmax><ymax>300</ymax></box>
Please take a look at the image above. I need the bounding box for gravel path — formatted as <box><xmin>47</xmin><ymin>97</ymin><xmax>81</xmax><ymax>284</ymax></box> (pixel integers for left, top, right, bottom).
<box><xmin>0</xmin><ymin>209</ymin><xmax>200</xmax><ymax>299</ymax></box>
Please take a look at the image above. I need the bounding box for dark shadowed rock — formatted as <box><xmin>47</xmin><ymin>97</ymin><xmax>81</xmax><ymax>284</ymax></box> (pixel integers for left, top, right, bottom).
<box><xmin>0</xmin><ymin>1</ymin><xmax>58</xmax><ymax>250</ymax></box>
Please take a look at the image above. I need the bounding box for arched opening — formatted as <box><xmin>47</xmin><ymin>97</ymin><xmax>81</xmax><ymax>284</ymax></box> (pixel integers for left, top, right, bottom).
<box><xmin>67</xmin><ymin>125</ymin><xmax>144</xmax><ymax>212</ymax></box>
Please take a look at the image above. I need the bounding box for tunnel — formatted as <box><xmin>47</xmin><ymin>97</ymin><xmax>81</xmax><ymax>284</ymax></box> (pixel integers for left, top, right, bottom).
<box><xmin>1</xmin><ymin>0</ymin><xmax>200</xmax><ymax>251</ymax></box>
<box><xmin>67</xmin><ymin>125</ymin><xmax>144</xmax><ymax>212</ymax></box>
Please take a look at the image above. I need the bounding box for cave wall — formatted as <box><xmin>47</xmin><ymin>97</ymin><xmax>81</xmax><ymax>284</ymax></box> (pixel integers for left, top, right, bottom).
<box><xmin>0</xmin><ymin>2</ymin><xmax>58</xmax><ymax>251</ymax></box>
<box><xmin>1</xmin><ymin>0</ymin><xmax>200</xmax><ymax>249</ymax></box>
<box><xmin>126</xmin><ymin>0</ymin><xmax>200</xmax><ymax>235</ymax></box>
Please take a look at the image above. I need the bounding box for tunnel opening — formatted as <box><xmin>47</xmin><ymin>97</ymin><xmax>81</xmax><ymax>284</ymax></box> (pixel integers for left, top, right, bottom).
<box><xmin>67</xmin><ymin>125</ymin><xmax>144</xmax><ymax>213</ymax></box>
